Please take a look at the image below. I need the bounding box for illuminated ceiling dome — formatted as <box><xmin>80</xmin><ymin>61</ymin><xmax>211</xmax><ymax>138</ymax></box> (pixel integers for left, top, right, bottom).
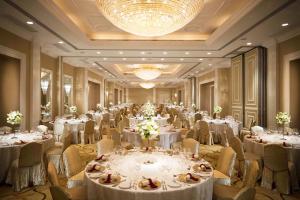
<box><xmin>96</xmin><ymin>0</ymin><xmax>204</xmax><ymax>37</ymax></box>
<box><xmin>139</xmin><ymin>82</ymin><xmax>156</xmax><ymax>89</ymax></box>
<box><xmin>134</xmin><ymin>67</ymin><xmax>162</xmax><ymax>80</ymax></box>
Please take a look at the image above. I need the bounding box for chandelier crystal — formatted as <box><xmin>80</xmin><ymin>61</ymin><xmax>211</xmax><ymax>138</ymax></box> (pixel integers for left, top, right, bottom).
<box><xmin>134</xmin><ymin>67</ymin><xmax>161</xmax><ymax>80</ymax></box>
<box><xmin>139</xmin><ymin>82</ymin><xmax>155</xmax><ymax>89</ymax></box>
<box><xmin>96</xmin><ymin>0</ymin><xmax>204</xmax><ymax>37</ymax></box>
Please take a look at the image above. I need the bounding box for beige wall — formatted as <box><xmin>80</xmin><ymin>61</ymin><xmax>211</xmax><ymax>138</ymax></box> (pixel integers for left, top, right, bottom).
<box><xmin>128</xmin><ymin>88</ymin><xmax>154</xmax><ymax>104</ymax></box>
<box><xmin>88</xmin><ymin>81</ymin><xmax>100</xmax><ymax>110</ymax></box>
<box><xmin>289</xmin><ymin>59</ymin><xmax>300</xmax><ymax>129</ymax></box>
<box><xmin>0</xmin><ymin>27</ymin><xmax>31</xmax><ymax>128</ymax></box>
<box><xmin>0</xmin><ymin>54</ymin><xmax>20</xmax><ymax>126</ymax></box>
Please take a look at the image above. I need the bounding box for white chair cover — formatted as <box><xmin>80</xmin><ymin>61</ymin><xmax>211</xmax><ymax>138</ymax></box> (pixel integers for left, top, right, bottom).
<box><xmin>97</xmin><ymin>139</ymin><xmax>114</xmax><ymax>156</ymax></box>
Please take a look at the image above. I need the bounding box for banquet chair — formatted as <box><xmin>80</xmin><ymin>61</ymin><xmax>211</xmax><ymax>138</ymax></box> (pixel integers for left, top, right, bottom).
<box><xmin>117</xmin><ymin>119</ymin><xmax>125</xmax><ymax>134</ymax></box>
<box><xmin>213</xmin><ymin>146</ymin><xmax>236</xmax><ymax>185</ymax></box>
<box><xmin>110</xmin><ymin>128</ymin><xmax>130</xmax><ymax>148</ymax></box>
<box><xmin>54</xmin><ymin>119</ymin><xmax>65</xmax><ymax>142</ymax></box>
<box><xmin>228</xmin><ymin>136</ymin><xmax>246</xmax><ymax>177</ymax></box>
<box><xmin>46</xmin><ymin>131</ymin><xmax>72</xmax><ymax>174</ymax></box>
<box><xmin>182</xmin><ymin>138</ymin><xmax>199</xmax><ymax>154</ymax></box>
<box><xmin>94</xmin><ymin>119</ymin><xmax>102</xmax><ymax>141</ymax></box>
<box><xmin>261</xmin><ymin>144</ymin><xmax>298</xmax><ymax>195</ymax></box>
<box><xmin>198</xmin><ymin>120</ymin><xmax>214</xmax><ymax>145</ymax></box>
<box><xmin>173</xmin><ymin>117</ymin><xmax>183</xmax><ymax>129</ymax></box>
<box><xmin>96</xmin><ymin>138</ymin><xmax>114</xmax><ymax>155</ymax></box>
<box><xmin>0</xmin><ymin>126</ymin><xmax>12</xmax><ymax>133</ymax></box>
<box><xmin>48</xmin><ymin>162</ymin><xmax>86</xmax><ymax>200</ymax></box>
<box><xmin>194</xmin><ymin>113</ymin><xmax>203</xmax><ymax>122</ymax></box>
<box><xmin>85</xmin><ymin>113</ymin><xmax>93</xmax><ymax>120</ymax></box>
<box><xmin>213</xmin><ymin>160</ymin><xmax>259</xmax><ymax>200</ymax></box>
<box><xmin>122</xmin><ymin>116</ymin><xmax>130</xmax><ymax>128</ymax></box>
<box><xmin>6</xmin><ymin>142</ymin><xmax>45</xmax><ymax>191</ymax></box>
<box><xmin>80</xmin><ymin>120</ymin><xmax>95</xmax><ymax>144</ymax></box>
<box><xmin>63</xmin><ymin>146</ymin><xmax>84</xmax><ymax>188</ymax></box>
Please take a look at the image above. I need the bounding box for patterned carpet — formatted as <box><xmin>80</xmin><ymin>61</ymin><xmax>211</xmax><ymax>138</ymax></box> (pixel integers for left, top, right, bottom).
<box><xmin>0</xmin><ymin>144</ymin><xmax>299</xmax><ymax>200</ymax></box>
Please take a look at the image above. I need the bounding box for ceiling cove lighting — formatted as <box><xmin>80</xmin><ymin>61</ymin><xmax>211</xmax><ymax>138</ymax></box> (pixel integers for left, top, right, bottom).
<box><xmin>139</xmin><ymin>82</ymin><xmax>155</xmax><ymax>89</ymax></box>
<box><xmin>26</xmin><ymin>21</ymin><xmax>34</xmax><ymax>25</ymax></box>
<box><xmin>134</xmin><ymin>66</ymin><xmax>162</xmax><ymax>80</ymax></box>
<box><xmin>281</xmin><ymin>23</ymin><xmax>289</xmax><ymax>27</ymax></box>
<box><xmin>96</xmin><ymin>0</ymin><xmax>204</xmax><ymax>37</ymax></box>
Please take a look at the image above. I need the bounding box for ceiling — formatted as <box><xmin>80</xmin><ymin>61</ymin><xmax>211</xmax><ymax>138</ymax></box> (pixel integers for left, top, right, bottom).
<box><xmin>0</xmin><ymin>0</ymin><xmax>300</xmax><ymax>87</ymax></box>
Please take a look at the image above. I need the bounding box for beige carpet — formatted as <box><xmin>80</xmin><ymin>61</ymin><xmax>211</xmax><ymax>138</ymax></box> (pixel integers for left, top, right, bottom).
<box><xmin>0</xmin><ymin>144</ymin><xmax>299</xmax><ymax>200</ymax></box>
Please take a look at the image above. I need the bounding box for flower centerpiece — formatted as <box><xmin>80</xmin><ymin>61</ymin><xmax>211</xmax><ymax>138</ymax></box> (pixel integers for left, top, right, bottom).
<box><xmin>41</xmin><ymin>102</ymin><xmax>51</xmax><ymax>120</ymax></box>
<box><xmin>69</xmin><ymin>105</ymin><xmax>77</xmax><ymax>117</ymax></box>
<box><xmin>180</xmin><ymin>102</ymin><xmax>183</xmax><ymax>106</ymax></box>
<box><xmin>137</xmin><ymin>119</ymin><xmax>159</xmax><ymax>147</ymax></box>
<box><xmin>275</xmin><ymin>112</ymin><xmax>291</xmax><ymax>138</ymax></box>
<box><xmin>173</xmin><ymin>101</ymin><xmax>177</xmax><ymax>106</ymax></box>
<box><xmin>96</xmin><ymin>103</ymin><xmax>103</xmax><ymax>112</ymax></box>
<box><xmin>213</xmin><ymin>105</ymin><xmax>222</xmax><ymax>119</ymax></box>
<box><xmin>141</xmin><ymin>102</ymin><xmax>155</xmax><ymax>120</ymax></box>
<box><xmin>7</xmin><ymin>110</ymin><xmax>23</xmax><ymax>132</ymax></box>
<box><xmin>191</xmin><ymin>103</ymin><xmax>197</xmax><ymax>113</ymax></box>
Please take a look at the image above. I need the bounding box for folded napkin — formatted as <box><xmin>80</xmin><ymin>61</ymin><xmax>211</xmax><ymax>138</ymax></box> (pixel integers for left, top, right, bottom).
<box><xmin>185</xmin><ymin>173</ymin><xmax>199</xmax><ymax>182</ymax></box>
<box><xmin>140</xmin><ymin>178</ymin><xmax>158</xmax><ymax>189</ymax></box>
<box><xmin>95</xmin><ymin>154</ymin><xmax>108</xmax><ymax>162</ymax></box>
<box><xmin>99</xmin><ymin>174</ymin><xmax>119</xmax><ymax>184</ymax></box>
<box><xmin>86</xmin><ymin>164</ymin><xmax>104</xmax><ymax>172</ymax></box>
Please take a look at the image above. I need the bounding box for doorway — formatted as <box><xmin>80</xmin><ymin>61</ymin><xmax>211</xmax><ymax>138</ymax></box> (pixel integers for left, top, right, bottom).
<box><xmin>290</xmin><ymin>59</ymin><xmax>300</xmax><ymax>130</ymax></box>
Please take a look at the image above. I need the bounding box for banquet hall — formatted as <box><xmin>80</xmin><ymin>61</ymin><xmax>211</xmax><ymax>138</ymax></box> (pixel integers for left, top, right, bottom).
<box><xmin>0</xmin><ymin>0</ymin><xmax>300</xmax><ymax>199</ymax></box>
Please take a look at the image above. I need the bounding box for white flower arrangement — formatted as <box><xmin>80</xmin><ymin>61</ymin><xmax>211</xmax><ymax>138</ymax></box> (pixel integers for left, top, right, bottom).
<box><xmin>137</xmin><ymin>119</ymin><xmax>159</xmax><ymax>139</ymax></box>
<box><xmin>96</xmin><ymin>103</ymin><xmax>103</xmax><ymax>112</ymax></box>
<box><xmin>192</xmin><ymin>103</ymin><xmax>196</xmax><ymax>108</ymax></box>
<box><xmin>173</xmin><ymin>101</ymin><xmax>177</xmax><ymax>105</ymax></box>
<box><xmin>180</xmin><ymin>102</ymin><xmax>183</xmax><ymax>106</ymax></box>
<box><xmin>213</xmin><ymin>106</ymin><xmax>222</xmax><ymax>114</ymax></box>
<box><xmin>141</xmin><ymin>102</ymin><xmax>155</xmax><ymax>119</ymax></box>
<box><xmin>276</xmin><ymin>112</ymin><xmax>291</xmax><ymax>125</ymax></box>
<box><xmin>69</xmin><ymin>105</ymin><xmax>77</xmax><ymax>114</ymax></box>
<box><xmin>109</xmin><ymin>102</ymin><xmax>113</xmax><ymax>106</ymax></box>
<box><xmin>7</xmin><ymin>111</ymin><xmax>23</xmax><ymax>125</ymax></box>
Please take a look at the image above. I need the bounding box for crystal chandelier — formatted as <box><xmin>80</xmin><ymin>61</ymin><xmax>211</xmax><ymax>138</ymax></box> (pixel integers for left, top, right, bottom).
<box><xmin>96</xmin><ymin>0</ymin><xmax>204</xmax><ymax>37</ymax></box>
<box><xmin>140</xmin><ymin>82</ymin><xmax>155</xmax><ymax>89</ymax></box>
<box><xmin>64</xmin><ymin>84</ymin><xmax>72</xmax><ymax>96</ymax></box>
<box><xmin>134</xmin><ymin>67</ymin><xmax>161</xmax><ymax>80</ymax></box>
<box><xmin>41</xmin><ymin>79</ymin><xmax>49</xmax><ymax>95</ymax></box>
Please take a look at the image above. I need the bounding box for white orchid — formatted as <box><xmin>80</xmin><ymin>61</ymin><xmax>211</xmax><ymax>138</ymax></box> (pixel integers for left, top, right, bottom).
<box><xmin>141</xmin><ymin>102</ymin><xmax>155</xmax><ymax>119</ymax></box>
<box><xmin>137</xmin><ymin>119</ymin><xmax>159</xmax><ymax>139</ymax></box>
<box><xmin>213</xmin><ymin>106</ymin><xmax>222</xmax><ymax>114</ymax></box>
<box><xmin>7</xmin><ymin>111</ymin><xmax>23</xmax><ymax>125</ymax></box>
<box><xmin>276</xmin><ymin>112</ymin><xmax>291</xmax><ymax>125</ymax></box>
<box><xmin>69</xmin><ymin>105</ymin><xmax>77</xmax><ymax>114</ymax></box>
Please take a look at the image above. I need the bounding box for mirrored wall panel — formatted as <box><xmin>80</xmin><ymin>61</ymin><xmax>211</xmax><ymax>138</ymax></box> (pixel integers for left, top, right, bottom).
<box><xmin>64</xmin><ymin>75</ymin><xmax>73</xmax><ymax>113</ymax></box>
<box><xmin>40</xmin><ymin>69</ymin><xmax>52</xmax><ymax>121</ymax></box>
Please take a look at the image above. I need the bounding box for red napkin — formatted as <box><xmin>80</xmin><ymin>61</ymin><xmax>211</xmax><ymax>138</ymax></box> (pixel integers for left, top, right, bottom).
<box><xmin>86</xmin><ymin>164</ymin><xmax>97</xmax><ymax>172</ymax></box>
<box><xmin>104</xmin><ymin>174</ymin><xmax>112</xmax><ymax>184</ymax></box>
<box><xmin>187</xmin><ymin>173</ymin><xmax>199</xmax><ymax>181</ymax></box>
<box><xmin>95</xmin><ymin>155</ymin><xmax>104</xmax><ymax>161</ymax></box>
<box><xmin>148</xmin><ymin>178</ymin><xmax>158</xmax><ymax>189</ymax></box>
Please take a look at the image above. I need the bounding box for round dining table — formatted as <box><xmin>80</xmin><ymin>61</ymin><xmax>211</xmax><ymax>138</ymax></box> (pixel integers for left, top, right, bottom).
<box><xmin>122</xmin><ymin>126</ymin><xmax>181</xmax><ymax>149</ymax></box>
<box><xmin>85</xmin><ymin>150</ymin><xmax>213</xmax><ymax>200</ymax></box>
<box><xmin>0</xmin><ymin>131</ymin><xmax>54</xmax><ymax>183</ymax></box>
<box><xmin>129</xmin><ymin>116</ymin><xmax>168</xmax><ymax>127</ymax></box>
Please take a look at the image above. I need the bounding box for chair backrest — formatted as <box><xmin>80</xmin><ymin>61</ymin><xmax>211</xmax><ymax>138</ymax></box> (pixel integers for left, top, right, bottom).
<box><xmin>226</xmin><ymin>126</ymin><xmax>235</xmax><ymax>141</ymax></box>
<box><xmin>50</xmin><ymin>186</ymin><xmax>71</xmax><ymax>200</ymax></box>
<box><xmin>123</xmin><ymin>116</ymin><xmax>130</xmax><ymax>127</ymax></box>
<box><xmin>182</xmin><ymin>138</ymin><xmax>199</xmax><ymax>154</ymax></box>
<box><xmin>264</xmin><ymin>144</ymin><xmax>288</xmax><ymax>171</ymax></box>
<box><xmin>194</xmin><ymin>113</ymin><xmax>202</xmax><ymax>122</ymax></box>
<box><xmin>84</xmin><ymin>120</ymin><xmax>95</xmax><ymax>135</ymax></box>
<box><xmin>48</xmin><ymin>162</ymin><xmax>60</xmax><ymax>186</ymax></box>
<box><xmin>63</xmin><ymin>146</ymin><xmax>82</xmax><ymax>178</ymax></box>
<box><xmin>216</xmin><ymin>147</ymin><xmax>236</xmax><ymax>177</ymax></box>
<box><xmin>110</xmin><ymin>128</ymin><xmax>121</xmax><ymax>146</ymax></box>
<box><xmin>228</xmin><ymin>136</ymin><xmax>245</xmax><ymax>162</ymax></box>
<box><xmin>0</xmin><ymin>126</ymin><xmax>12</xmax><ymax>133</ymax></box>
<box><xmin>198</xmin><ymin>120</ymin><xmax>210</xmax><ymax>136</ymax></box>
<box><xmin>234</xmin><ymin>187</ymin><xmax>256</xmax><ymax>200</ymax></box>
<box><xmin>37</xmin><ymin>125</ymin><xmax>48</xmax><ymax>133</ymax></box>
<box><xmin>117</xmin><ymin>120</ymin><xmax>125</xmax><ymax>133</ymax></box>
<box><xmin>102</xmin><ymin>113</ymin><xmax>110</xmax><ymax>123</ymax></box>
<box><xmin>97</xmin><ymin>139</ymin><xmax>114</xmax><ymax>155</ymax></box>
<box><xmin>85</xmin><ymin>113</ymin><xmax>93</xmax><ymax>120</ymax></box>
<box><xmin>54</xmin><ymin>120</ymin><xmax>65</xmax><ymax>136</ymax></box>
<box><xmin>243</xmin><ymin>160</ymin><xmax>259</xmax><ymax>188</ymax></box>
<box><xmin>173</xmin><ymin>117</ymin><xmax>182</xmax><ymax>129</ymax></box>
<box><xmin>61</xmin><ymin>131</ymin><xmax>73</xmax><ymax>152</ymax></box>
<box><xmin>19</xmin><ymin>142</ymin><xmax>42</xmax><ymax>167</ymax></box>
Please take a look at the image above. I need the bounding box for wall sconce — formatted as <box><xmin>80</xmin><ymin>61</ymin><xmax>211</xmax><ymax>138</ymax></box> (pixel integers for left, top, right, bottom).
<box><xmin>174</xmin><ymin>93</ymin><xmax>178</xmax><ymax>98</ymax></box>
<box><xmin>64</xmin><ymin>84</ymin><xmax>72</xmax><ymax>96</ymax></box>
<box><xmin>41</xmin><ymin>79</ymin><xmax>49</xmax><ymax>95</ymax></box>
<box><xmin>105</xmin><ymin>91</ymin><xmax>109</xmax><ymax>96</ymax></box>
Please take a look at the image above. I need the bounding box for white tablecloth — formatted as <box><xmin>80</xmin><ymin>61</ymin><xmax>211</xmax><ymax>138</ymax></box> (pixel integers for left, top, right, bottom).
<box><xmin>0</xmin><ymin>132</ymin><xmax>54</xmax><ymax>182</ymax></box>
<box><xmin>122</xmin><ymin>126</ymin><xmax>181</xmax><ymax>149</ymax></box>
<box><xmin>56</xmin><ymin>118</ymin><xmax>86</xmax><ymax>143</ymax></box>
<box><xmin>244</xmin><ymin>133</ymin><xmax>300</xmax><ymax>180</ymax></box>
<box><xmin>129</xmin><ymin>117</ymin><xmax>168</xmax><ymax>127</ymax></box>
<box><xmin>85</xmin><ymin>151</ymin><xmax>213</xmax><ymax>200</ymax></box>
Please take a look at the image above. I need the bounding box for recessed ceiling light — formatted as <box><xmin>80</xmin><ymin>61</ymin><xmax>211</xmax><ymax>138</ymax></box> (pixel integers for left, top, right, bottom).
<box><xmin>195</xmin><ymin>71</ymin><xmax>199</xmax><ymax>73</ymax></box>
<box><xmin>185</xmin><ymin>51</ymin><xmax>189</xmax><ymax>55</ymax></box>
<box><xmin>199</xmin><ymin>58</ymin><xmax>203</xmax><ymax>61</ymax></box>
<box><xmin>141</xmin><ymin>51</ymin><xmax>146</xmax><ymax>55</ymax></box>
<box><xmin>58</xmin><ymin>41</ymin><xmax>64</xmax><ymax>44</ymax></box>
<box><xmin>96</xmin><ymin>51</ymin><xmax>101</xmax><ymax>54</ymax></box>
<box><xmin>92</xmin><ymin>63</ymin><xmax>96</xmax><ymax>66</ymax></box>
<box><xmin>180</xmin><ymin>58</ymin><xmax>184</xmax><ymax>61</ymax></box>
<box><xmin>26</xmin><ymin>21</ymin><xmax>34</xmax><ymax>25</ymax></box>
<box><xmin>103</xmin><ymin>58</ymin><xmax>107</xmax><ymax>60</ymax></box>
<box><xmin>122</xmin><ymin>58</ymin><xmax>127</xmax><ymax>60</ymax></box>
<box><xmin>281</xmin><ymin>23</ymin><xmax>289</xmax><ymax>27</ymax></box>
<box><xmin>142</xmin><ymin>58</ymin><xmax>146</xmax><ymax>61</ymax></box>
<box><xmin>247</xmin><ymin>42</ymin><xmax>252</xmax><ymax>46</ymax></box>
<box><xmin>160</xmin><ymin>58</ymin><xmax>165</xmax><ymax>61</ymax></box>
<box><xmin>119</xmin><ymin>51</ymin><xmax>124</xmax><ymax>54</ymax></box>
<box><xmin>207</xmin><ymin>52</ymin><xmax>212</xmax><ymax>55</ymax></box>
<box><xmin>163</xmin><ymin>51</ymin><xmax>168</xmax><ymax>55</ymax></box>
<box><xmin>209</xmin><ymin>64</ymin><xmax>212</xmax><ymax>66</ymax></box>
